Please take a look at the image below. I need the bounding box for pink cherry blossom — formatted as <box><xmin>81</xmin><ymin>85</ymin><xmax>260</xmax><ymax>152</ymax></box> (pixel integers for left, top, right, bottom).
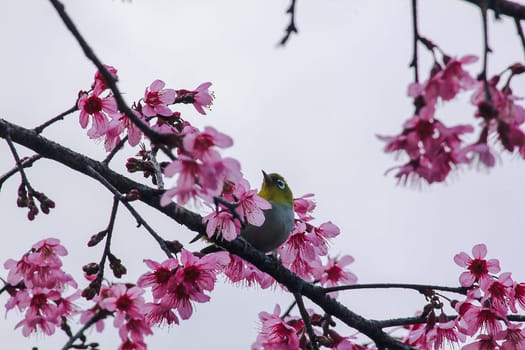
<box><xmin>103</xmin><ymin>119</ymin><xmax>125</xmax><ymax>152</ymax></box>
<box><xmin>138</xmin><ymin>251</ymin><xmax>225</xmax><ymax>322</ymax></box>
<box><xmin>221</xmin><ymin>253</ymin><xmax>275</xmax><ymax>289</ymax></box>
<box><xmin>202</xmin><ymin>210</ymin><xmax>241</xmax><ymax>241</ymax></box>
<box><xmin>294</xmin><ymin>193</ymin><xmax>316</xmax><ymax>222</ymax></box>
<box><xmin>252</xmin><ymin>305</ymin><xmax>300</xmax><ymax>350</ymax></box>
<box><xmin>92</xmin><ymin>64</ymin><xmax>118</xmax><ymax>93</ymax></box>
<box><xmin>176</xmin><ymin>249</ymin><xmax>228</xmax><ymax>293</ymax></box>
<box><xmin>119</xmin><ymin>338</ymin><xmax>147</xmax><ymax>350</ymax></box>
<box><xmin>458</xmin><ymin>142</ymin><xmax>496</xmax><ymax>168</ymax></box>
<box><xmin>142</xmin><ymin>79</ymin><xmax>177</xmax><ymax>117</ymax></box>
<box><xmin>311</xmin><ymin>221</ymin><xmax>340</xmax><ymax>256</ymax></box>
<box><xmin>182</xmin><ymin>125</ymin><xmax>233</xmax><ymax>160</ymax></box>
<box><xmin>177</xmin><ymin>82</ymin><xmax>214</xmax><ymax>115</ymax></box>
<box><xmin>192</xmin><ymin>82</ymin><xmax>214</xmax><ymax>114</ymax></box>
<box><xmin>77</xmin><ymin>90</ymin><xmax>119</xmax><ymax>138</ymax></box>
<box><xmin>100</xmin><ymin>284</ymin><xmax>147</xmax><ymax>327</ymax></box>
<box><xmin>161</xmin><ymin>153</ymin><xmax>242</xmax><ymax>205</ymax></box>
<box><xmin>143</xmin><ymin>302</ymin><xmax>179</xmax><ymax>327</ymax></box>
<box><xmin>380</xmin><ymin>116</ymin><xmax>474</xmax><ymax>184</ymax></box>
<box><xmin>320</xmin><ymin>255</ymin><xmax>357</xmax><ymax>288</ymax></box>
<box><xmin>470</xmin><ymin>77</ymin><xmax>525</xmax><ymax>159</ymax></box>
<box><xmin>510</xmin><ymin>282</ymin><xmax>525</xmax><ymax>313</ymax></box>
<box><xmin>454</xmin><ymin>243</ymin><xmax>500</xmax><ymax>289</ymax></box>
<box><xmin>279</xmin><ymin>222</ymin><xmax>323</xmax><ymax>280</ymax></box>
<box><xmin>4</xmin><ymin>238</ymin><xmax>77</xmax><ymax>290</ymax></box>
<box><xmin>461</xmin><ymin>334</ymin><xmax>498</xmax><ymax>350</ymax></box>
<box><xmin>410</xmin><ymin>319</ymin><xmax>466</xmax><ymax>350</ymax></box>
<box><xmin>15</xmin><ymin>314</ymin><xmax>56</xmax><ymax>337</ymax></box>
<box><xmin>481</xmin><ymin>272</ymin><xmax>513</xmax><ymax>314</ymax></box>
<box><xmin>462</xmin><ymin>306</ymin><xmax>505</xmax><ymax>336</ymax></box>
<box><xmin>118</xmin><ymin>318</ymin><xmax>152</xmax><ymax>342</ymax></box>
<box><xmin>116</xmin><ymin>110</ymin><xmax>147</xmax><ymax>147</ymax></box>
<box><xmin>232</xmin><ymin>179</ymin><xmax>272</xmax><ymax>227</ymax></box>
<box><xmin>496</xmin><ymin>323</ymin><xmax>525</xmax><ymax>350</ymax></box>
<box><xmin>137</xmin><ymin>258</ymin><xmax>179</xmax><ymax>299</ymax></box>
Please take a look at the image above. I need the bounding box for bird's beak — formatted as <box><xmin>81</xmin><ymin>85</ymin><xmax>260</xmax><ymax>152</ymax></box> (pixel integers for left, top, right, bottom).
<box><xmin>262</xmin><ymin>170</ymin><xmax>271</xmax><ymax>183</ymax></box>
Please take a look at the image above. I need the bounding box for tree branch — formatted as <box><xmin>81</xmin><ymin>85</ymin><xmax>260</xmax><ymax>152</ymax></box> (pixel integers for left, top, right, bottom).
<box><xmin>322</xmin><ymin>282</ymin><xmax>468</xmax><ymax>295</ymax></box>
<box><xmin>0</xmin><ymin>117</ymin><xmax>413</xmax><ymax>349</ymax></box>
<box><xmin>279</xmin><ymin>0</ymin><xmax>299</xmax><ymax>46</ymax></box>
<box><xmin>462</xmin><ymin>0</ymin><xmax>525</xmax><ymax>19</ymax></box>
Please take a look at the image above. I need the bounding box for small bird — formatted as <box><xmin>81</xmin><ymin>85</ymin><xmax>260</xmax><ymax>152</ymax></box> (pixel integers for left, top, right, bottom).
<box><xmin>199</xmin><ymin>171</ymin><xmax>294</xmax><ymax>253</ymax></box>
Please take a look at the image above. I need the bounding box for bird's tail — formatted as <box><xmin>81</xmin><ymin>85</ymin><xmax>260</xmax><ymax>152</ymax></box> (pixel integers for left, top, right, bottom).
<box><xmin>200</xmin><ymin>244</ymin><xmax>223</xmax><ymax>254</ymax></box>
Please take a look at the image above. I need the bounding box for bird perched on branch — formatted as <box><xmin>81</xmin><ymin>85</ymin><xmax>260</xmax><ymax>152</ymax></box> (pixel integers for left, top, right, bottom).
<box><xmin>197</xmin><ymin>171</ymin><xmax>294</xmax><ymax>254</ymax></box>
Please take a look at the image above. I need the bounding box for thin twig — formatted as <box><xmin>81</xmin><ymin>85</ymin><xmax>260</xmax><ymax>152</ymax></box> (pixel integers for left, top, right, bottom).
<box><xmin>61</xmin><ymin>310</ymin><xmax>110</xmax><ymax>350</ymax></box>
<box><xmin>480</xmin><ymin>0</ymin><xmax>493</xmax><ymax>102</ymax></box>
<box><xmin>98</xmin><ymin>196</ymin><xmax>120</xmax><ymax>282</ymax></box>
<box><xmin>34</xmin><ymin>105</ymin><xmax>78</xmax><ymax>134</ymax></box>
<box><xmin>102</xmin><ymin>136</ymin><xmax>128</xmax><ymax>165</ymax></box>
<box><xmin>462</xmin><ymin>0</ymin><xmax>525</xmax><ymax>20</ymax></box>
<box><xmin>5</xmin><ymin>133</ymin><xmax>34</xmax><ymax>192</ymax></box>
<box><xmin>321</xmin><ymin>283</ymin><xmax>468</xmax><ymax>295</ymax></box>
<box><xmin>514</xmin><ymin>17</ymin><xmax>525</xmax><ymax>60</ymax></box>
<box><xmin>410</xmin><ymin>0</ymin><xmax>420</xmax><ymax>83</ymax></box>
<box><xmin>0</xmin><ymin>154</ymin><xmax>42</xmax><ymax>189</ymax></box>
<box><xmin>86</xmin><ymin>165</ymin><xmax>174</xmax><ymax>258</ymax></box>
<box><xmin>294</xmin><ymin>292</ymin><xmax>319</xmax><ymax>350</ymax></box>
<box><xmin>279</xmin><ymin>0</ymin><xmax>298</xmax><ymax>46</ymax></box>
<box><xmin>281</xmin><ymin>300</ymin><xmax>298</xmax><ymax>319</ymax></box>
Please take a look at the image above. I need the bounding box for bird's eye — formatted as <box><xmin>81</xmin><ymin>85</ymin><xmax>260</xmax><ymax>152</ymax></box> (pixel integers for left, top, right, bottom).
<box><xmin>276</xmin><ymin>179</ymin><xmax>286</xmax><ymax>190</ymax></box>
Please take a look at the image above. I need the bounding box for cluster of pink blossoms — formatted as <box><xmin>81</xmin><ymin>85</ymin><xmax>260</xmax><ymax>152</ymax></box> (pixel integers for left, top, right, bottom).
<box><xmin>278</xmin><ymin>194</ymin><xmax>357</xmax><ymax>285</ymax></box>
<box><xmin>77</xmin><ymin>66</ymin><xmax>281</xmax><ymax>247</ymax></box>
<box><xmin>137</xmin><ymin>249</ymin><xmax>229</xmax><ymax>323</ymax></box>
<box><xmin>2</xmin><ymin>239</ymin><xmax>233</xmax><ymax>350</ymax></box>
<box><xmin>402</xmin><ymin>243</ymin><xmax>525</xmax><ymax>350</ymax></box>
<box><xmin>253</xmin><ymin>305</ymin><xmax>366</xmax><ymax>350</ymax></box>
<box><xmin>77</xmin><ymin>65</ymin><xmax>215</xmax><ymax>152</ymax></box>
<box><xmin>3</xmin><ymin>238</ymin><xmax>79</xmax><ymax>336</ymax></box>
<box><xmin>380</xmin><ymin>51</ymin><xmax>525</xmax><ymax>184</ymax></box>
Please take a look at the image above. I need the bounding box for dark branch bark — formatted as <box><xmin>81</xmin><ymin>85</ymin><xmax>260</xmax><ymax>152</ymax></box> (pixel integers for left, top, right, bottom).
<box><xmin>462</xmin><ymin>0</ymin><xmax>525</xmax><ymax>19</ymax></box>
<box><xmin>0</xmin><ymin>118</ymin><xmax>413</xmax><ymax>349</ymax></box>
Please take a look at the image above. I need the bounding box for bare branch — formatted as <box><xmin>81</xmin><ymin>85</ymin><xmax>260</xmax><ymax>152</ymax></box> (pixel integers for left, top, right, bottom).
<box><xmin>294</xmin><ymin>292</ymin><xmax>319</xmax><ymax>350</ymax></box>
<box><xmin>279</xmin><ymin>0</ymin><xmax>299</xmax><ymax>46</ymax></box>
<box><xmin>33</xmin><ymin>105</ymin><xmax>78</xmax><ymax>134</ymax></box>
<box><xmin>322</xmin><ymin>282</ymin><xmax>468</xmax><ymax>296</ymax></box>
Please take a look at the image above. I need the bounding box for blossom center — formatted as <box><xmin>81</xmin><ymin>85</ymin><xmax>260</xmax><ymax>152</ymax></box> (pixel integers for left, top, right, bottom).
<box><xmin>84</xmin><ymin>96</ymin><xmax>102</xmax><ymax>114</ymax></box>
<box><xmin>116</xmin><ymin>295</ymin><xmax>132</xmax><ymax>311</ymax></box>
<box><xmin>155</xmin><ymin>268</ymin><xmax>171</xmax><ymax>284</ymax></box>
<box><xmin>468</xmin><ymin>258</ymin><xmax>487</xmax><ymax>277</ymax></box>
<box><xmin>184</xmin><ymin>266</ymin><xmax>201</xmax><ymax>282</ymax></box>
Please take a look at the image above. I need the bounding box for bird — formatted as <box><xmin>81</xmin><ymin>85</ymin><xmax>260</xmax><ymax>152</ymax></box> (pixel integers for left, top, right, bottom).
<box><xmin>197</xmin><ymin>170</ymin><xmax>294</xmax><ymax>254</ymax></box>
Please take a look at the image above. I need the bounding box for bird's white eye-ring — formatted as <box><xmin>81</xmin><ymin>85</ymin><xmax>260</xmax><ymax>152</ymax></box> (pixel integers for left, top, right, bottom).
<box><xmin>276</xmin><ymin>179</ymin><xmax>286</xmax><ymax>190</ymax></box>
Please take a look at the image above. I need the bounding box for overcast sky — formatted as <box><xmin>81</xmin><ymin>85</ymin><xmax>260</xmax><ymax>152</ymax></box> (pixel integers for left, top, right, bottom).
<box><xmin>2</xmin><ymin>0</ymin><xmax>525</xmax><ymax>349</ymax></box>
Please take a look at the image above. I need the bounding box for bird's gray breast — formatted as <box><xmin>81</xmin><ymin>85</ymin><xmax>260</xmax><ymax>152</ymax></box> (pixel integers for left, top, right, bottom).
<box><xmin>240</xmin><ymin>202</ymin><xmax>294</xmax><ymax>252</ymax></box>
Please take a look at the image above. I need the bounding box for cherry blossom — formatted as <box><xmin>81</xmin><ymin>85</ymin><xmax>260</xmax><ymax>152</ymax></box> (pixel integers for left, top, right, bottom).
<box><xmin>77</xmin><ymin>90</ymin><xmax>119</xmax><ymax>138</ymax></box>
<box><xmin>177</xmin><ymin>82</ymin><xmax>214</xmax><ymax>115</ymax></box>
<box><xmin>320</xmin><ymin>255</ymin><xmax>357</xmax><ymax>288</ymax></box>
<box><xmin>252</xmin><ymin>305</ymin><xmax>300</xmax><ymax>350</ymax></box>
<box><xmin>142</xmin><ymin>79</ymin><xmax>177</xmax><ymax>117</ymax></box>
<box><xmin>92</xmin><ymin>64</ymin><xmax>118</xmax><ymax>93</ymax></box>
<box><xmin>454</xmin><ymin>243</ymin><xmax>500</xmax><ymax>289</ymax></box>
<box><xmin>293</xmin><ymin>193</ymin><xmax>316</xmax><ymax>222</ymax></box>
<box><xmin>202</xmin><ymin>210</ymin><xmax>241</xmax><ymax>241</ymax></box>
<box><xmin>182</xmin><ymin>125</ymin><xmax>233</xmax><ymax>160</ymax></box>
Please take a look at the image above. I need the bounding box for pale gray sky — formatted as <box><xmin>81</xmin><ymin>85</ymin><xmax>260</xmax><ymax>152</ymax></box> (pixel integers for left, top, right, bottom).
<box><xmin>2</xmin><ymin>1</ymin><xmax>525</xmax><ymax>349</ymax></box>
